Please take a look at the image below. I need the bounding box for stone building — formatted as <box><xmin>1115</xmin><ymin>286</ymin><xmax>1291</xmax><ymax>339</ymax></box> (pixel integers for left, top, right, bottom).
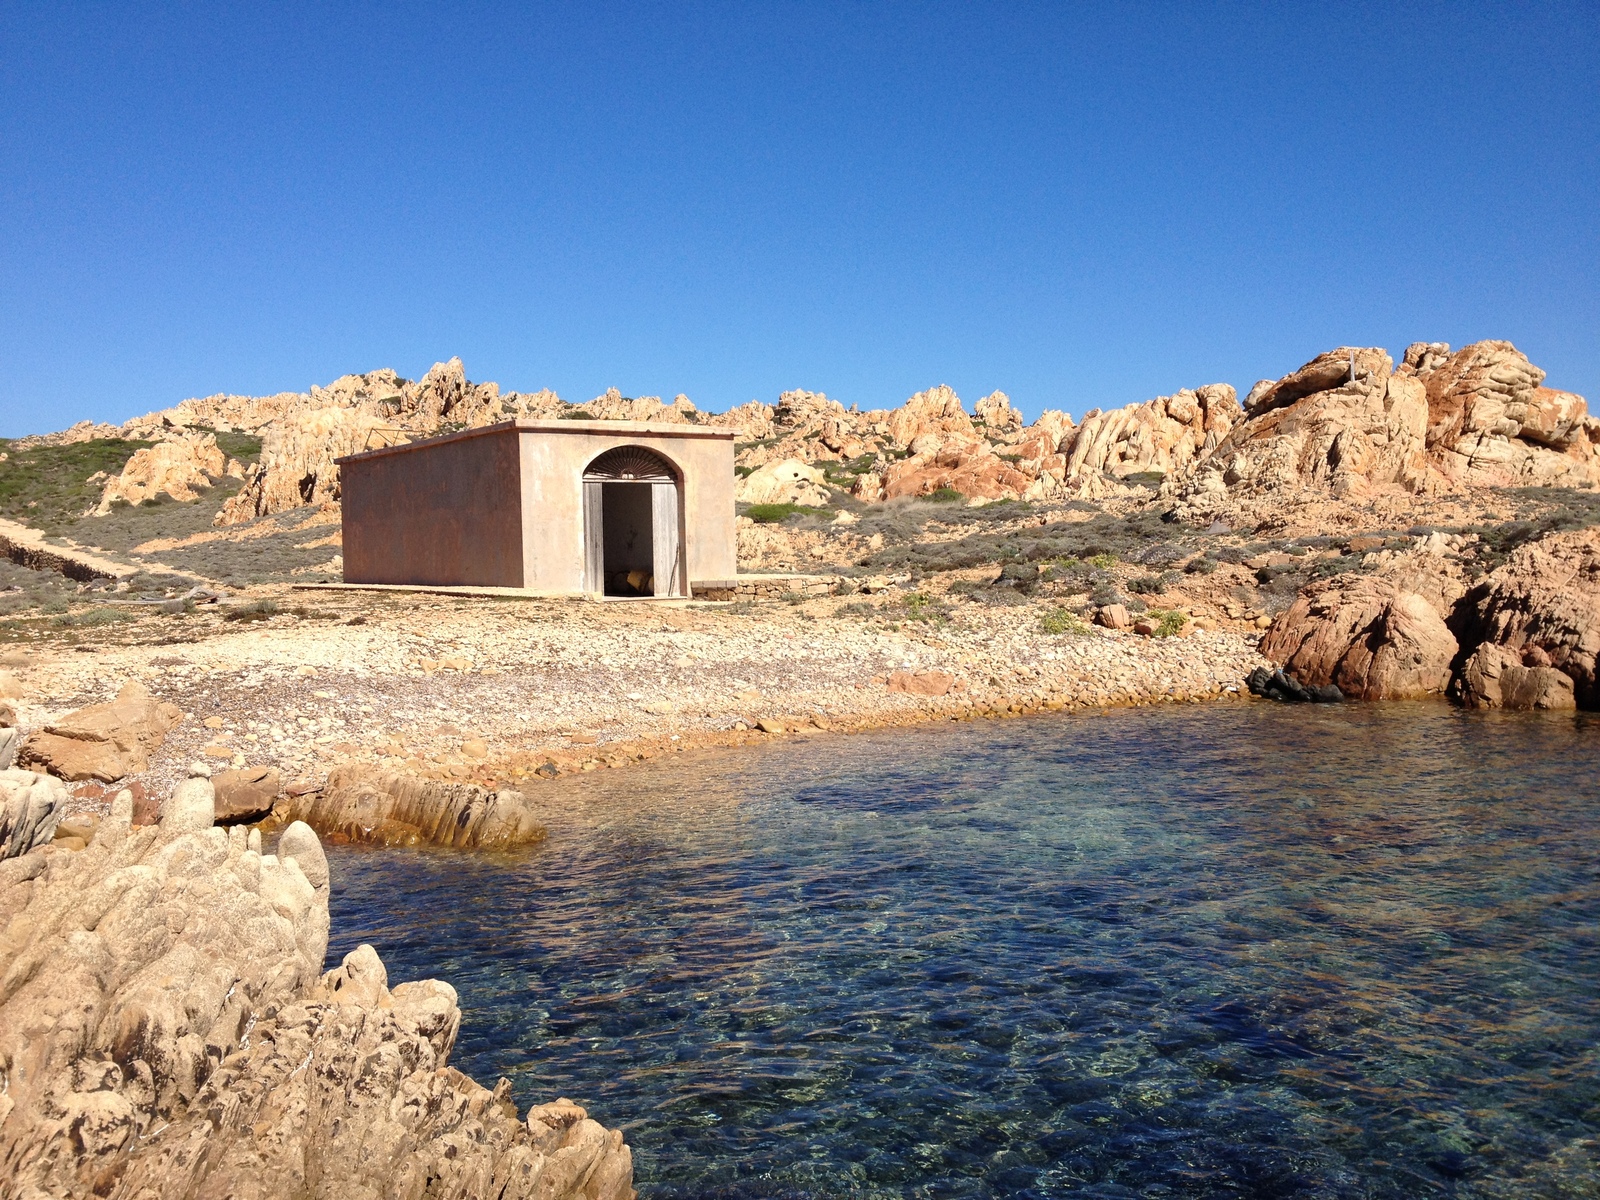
<box><xmin>337</xmin><ymin>420</ymin><xmax>736</xmax><ymax>596</ymax></box>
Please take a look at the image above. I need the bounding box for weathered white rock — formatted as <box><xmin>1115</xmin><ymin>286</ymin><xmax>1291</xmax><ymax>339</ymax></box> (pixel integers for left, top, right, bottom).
<box><xmin>736</xmin><ymin>458</ymin><xmax>833</xmax><ymax>506</ymax></box>
<box><xmin>0</xmin><ymin>788</ymin><xmax>633</xmax><ymax>1199</ymax></box>
<box><xmin>162</xmin><ymin>776</ymin><xmax>217</xmax><ymax>832</ymax></box>
<box><xmin>0</xmin><ymin>769</ymin><xmax>68</xmax><ymax>859</ymax></box>
<box><xmin>93</xmin><ymin>430</ymin><xmax>226</xmax><ymax>513</ymax></box>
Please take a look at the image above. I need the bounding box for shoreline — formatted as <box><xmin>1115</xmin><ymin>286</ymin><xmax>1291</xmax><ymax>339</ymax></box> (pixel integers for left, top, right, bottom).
<box><xmin>3</xmin><ymin>587</ymin><xmax>1273</xmax><ymax>830</ymax></box>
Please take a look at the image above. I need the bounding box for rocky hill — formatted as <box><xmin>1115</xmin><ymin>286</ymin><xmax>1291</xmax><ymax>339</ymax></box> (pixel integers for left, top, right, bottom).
<box><xmin>29</xmin><ymin>340</ymin><xmax>1595</xmax><ymax>538</ymax></box>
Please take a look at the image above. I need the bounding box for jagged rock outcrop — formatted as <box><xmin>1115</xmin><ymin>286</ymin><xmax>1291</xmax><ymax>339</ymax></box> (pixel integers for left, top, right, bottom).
<box><xmin>575</xmin><ymin>388</ymin><xmax>697</xmax><ymax>424</ymax></box>
<box><xmin>203</xmin><ymin>359</ymin><xmax>568</xmax><ymax>526</ymax></box>
<box><xmin>886</xmin><ymin>385</ymin><xmax>975</xmax><ymax>453</ymax></box>
<box><xmin>735</xmin><ymin>459</ymin><xmax>833</xmax><ymax>507</ymax></box>
<box><xmin>215</xmin><ymin>405</ymin><xmax>385</xmax><ymax>524</ymax></box>
<box><xmin>1062</xmin><ymin>384</ymin><xmax>1239</xmax><ymax>484</ymax></box>
<box><xmin>1450</xmin><ymin>528</ymin><xmax>1600</xmax><ymax>708</ymax></box>
<box><xmin>274</xmin><ymin>766</ymin><xmax>548</xmax><ymax>849</ymax></box>
<box><xmin>1181</xmin><ymin>348</ymin><xmax>1430</xmax><ymax>504</ymax></box>
<box><xmin>1402</xmin><ymin>339</ymin><xmax>1600</xmax><ymax>488</ymax></box>
<box><xmin>0</xmin><ymin>786</ymin><xmax>633</xmax><ymax>1199</ymax></box>
<box><xmin>17</xmin><ymin>681</ymin><xmax>183</xmax><ymax>783</ymax></box>
<box><xmin>974</xmin><ymin>390</ymin><xmax>1023</xmax><ymax>433</ymax></box>
<box><xmin>92</xmin><ymin>432</ymin><xmax>229</xmax><ymax>513</ymax></box>
<box><xmin>1259</xmin><ymin>575</ymin><xmax>1458</xmax><ymax>700</ymax></box>
<box><xmin>878</xmin><ymin>444</ymin><xmax>1034</xmax><ymax>502</ymax></box>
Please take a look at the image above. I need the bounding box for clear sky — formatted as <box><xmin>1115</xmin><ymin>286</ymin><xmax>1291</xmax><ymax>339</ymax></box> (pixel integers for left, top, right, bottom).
<box><xmin>2</xmin><ymin>2</ymin><xmax>1596</xmax><ymax>436</ymax></box>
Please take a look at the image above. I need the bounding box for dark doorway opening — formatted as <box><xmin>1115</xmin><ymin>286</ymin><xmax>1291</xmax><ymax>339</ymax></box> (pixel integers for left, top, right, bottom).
<box><xmin>601</xmin><ymin>482</ymin><xmax>655</xmax><ymax>596</ymax></box>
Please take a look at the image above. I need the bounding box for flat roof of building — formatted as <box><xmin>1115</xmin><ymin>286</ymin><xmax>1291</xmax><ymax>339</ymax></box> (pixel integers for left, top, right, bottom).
<box><xmin>335</xmin><ymin>418</ymin><xmax>736</xmax><ymax>465</ymax></box>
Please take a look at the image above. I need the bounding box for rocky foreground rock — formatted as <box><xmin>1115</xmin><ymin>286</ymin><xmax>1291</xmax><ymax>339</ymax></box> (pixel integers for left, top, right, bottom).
<box><xmin>1258</xmin><ymin>576</ymin><xmax>1457</xmax><ymax>701</ymax></box>
<box><xmin>0</xmin><ymin>782</ymin><xmax>633</xmax><ymax>1199</ymax></box>
<box><xmin>1260</xmin><ymin>528</ymin><xmax>1600</xmax><ymax>709</ymax></box>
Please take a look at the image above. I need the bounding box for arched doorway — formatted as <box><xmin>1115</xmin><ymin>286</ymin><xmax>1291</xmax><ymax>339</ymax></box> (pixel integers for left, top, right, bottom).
<box><xmin>582</xmin><ymin>446</ymin><xmax>684</xmax><ymax>597</ymax></box>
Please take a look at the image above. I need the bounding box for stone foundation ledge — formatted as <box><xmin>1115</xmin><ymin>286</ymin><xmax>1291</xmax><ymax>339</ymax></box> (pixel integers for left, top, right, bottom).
<box><xmin>691</xmin><ymin>574</ymin><xmax>840</xmax><ymax>601</ymax></box>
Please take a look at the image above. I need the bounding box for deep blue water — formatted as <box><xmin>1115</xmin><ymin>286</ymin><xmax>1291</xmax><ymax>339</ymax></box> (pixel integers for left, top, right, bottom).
<box><xmin>325</xmin><ymin>704</ymin><xmax>1600</xmax><ymax>1199</ymax></box>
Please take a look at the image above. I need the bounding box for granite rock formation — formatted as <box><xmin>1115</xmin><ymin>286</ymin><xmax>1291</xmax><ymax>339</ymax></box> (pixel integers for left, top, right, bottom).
<box><xmin>1181</xmin><ymin>348</ymin><xmax>1431</xmax><ymax>504</ymax></box>
<box><xmin>1454</xmin><ymin>643</ymin><xmax>1577</xmax><ymax>710</ymax></box>
<box><xmin>16</xmin><ymin>682</ymin><xmax>183</xmax><ymax>784</ymax></box>
<box><xmin>735</xmin><ymin>459</ymin><xmax>833</xmax><ymax>507</ymax></box>
<box><xmin>1258</xmin><ymin>575</ymin><xmax>1458</xmax><ymax>700</ymax></box>
<box><xmin>0</xmin><ymin>785</ymin><xmax>633</xmax><ymax>1199</ymax></box>
<box><xmin>211</xmin><ymin>359</ymin><xmax>567</xmax><ymax>525</ymax></box>
<box><xmin>0</xmin><ymin>768</ymin><xmax>67</xmax><ymax>860</ymax></box>
<box><xmin>1062</xmin><ymin>384</ymin><xmax>1239</xmax><ymax>485</ymax></box>
<box><xmin>1404</xmin><ymin>340</ymin><xmax>1600</xmax><ymax>488</ymax></box>
<box><xmin>93</xmin><ymin>432</ymin><xmax>230</xmax><ymax>514</ymax></box>
<box><xmin>1449</xmin><ymin>528</ymin><xmax>1600</xmax><ymax>708</ymax></box>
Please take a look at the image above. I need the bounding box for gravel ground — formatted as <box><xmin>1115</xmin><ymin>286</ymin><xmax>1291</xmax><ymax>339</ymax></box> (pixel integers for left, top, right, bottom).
<box><xmin>5</xmin><ymin>587</ymin><xmax>1271</xmax><ymax>816</ymax></box>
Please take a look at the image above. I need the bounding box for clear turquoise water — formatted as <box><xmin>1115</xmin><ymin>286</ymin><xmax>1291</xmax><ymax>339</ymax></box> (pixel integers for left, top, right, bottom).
<box><xmin>325</xmin><ymin>704</ymin><xmax>1600</xmax><ymax>1198</ymax></box>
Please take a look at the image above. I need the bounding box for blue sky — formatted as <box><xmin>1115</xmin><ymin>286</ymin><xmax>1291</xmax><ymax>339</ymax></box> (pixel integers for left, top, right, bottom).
<box><xmin>2</xmin><ymin>2</ymin><xmax>1595</xmax><ymax>436</ymax></box>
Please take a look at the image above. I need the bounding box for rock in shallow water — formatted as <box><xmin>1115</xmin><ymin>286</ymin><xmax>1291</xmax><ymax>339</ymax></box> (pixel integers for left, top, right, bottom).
<box><xmin>1246</xmin><ymin>666</ymin><xmax>1345</xmax><ymax>704</ymax></box>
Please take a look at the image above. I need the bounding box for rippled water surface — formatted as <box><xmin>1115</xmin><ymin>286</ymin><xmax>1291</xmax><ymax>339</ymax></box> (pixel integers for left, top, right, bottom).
<box><xmin>326</xmin><ymin>705</ymin><xmax>1600</xmax><ymax>1198</ymax></box>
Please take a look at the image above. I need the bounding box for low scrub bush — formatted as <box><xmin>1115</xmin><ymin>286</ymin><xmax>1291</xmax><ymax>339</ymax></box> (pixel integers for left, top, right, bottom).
<box><xmin>1039</xmin><ymin>607</ymin><xmax>1090</xmax><ymax>635</ymax></box>
<box><xmin>56</xmin><ymin>606</ymin><xmax>135</xmax><ymax>627</ymax></box>
<box><xmin>1147</xmin><ymin>608</ymin><xmax>1187</xmax><ymax>637</ymax></box>
<box><xmin>224</xmin><ymin>599</ymin><xmax>279</xmax><ymax>623</ymax></box>
<box><xmin>744</xmin><ymin>502</ymin><xmax>832</xmax><ymax>524</ymax></box>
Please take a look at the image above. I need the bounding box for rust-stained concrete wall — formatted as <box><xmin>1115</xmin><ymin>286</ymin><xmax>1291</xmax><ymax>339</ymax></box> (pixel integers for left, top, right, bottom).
<box><xmin>338</xmin><ymin>419</ymin><xmax>736</xmax><ymax>594</ymax></box>
<box><xmin>341</xmin><ymin>427</ymin><xmax>524</xmax><ymax>586</ymax></box>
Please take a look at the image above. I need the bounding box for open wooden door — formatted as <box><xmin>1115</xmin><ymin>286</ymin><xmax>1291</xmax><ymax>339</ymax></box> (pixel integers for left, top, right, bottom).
<box><xmin>582</xmin><ymin>480</ymin><xmax>604</xmax><ymax>595</ymax></box>
<box><xmin>651</xmin><ymin>480</ymin><xmax>682</xmax><ymax>597</ymax></box>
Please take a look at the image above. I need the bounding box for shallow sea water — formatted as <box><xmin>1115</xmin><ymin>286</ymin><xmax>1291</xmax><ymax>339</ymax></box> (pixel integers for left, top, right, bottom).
<box><xmin>326</xmin><ymin>704</ymin><xmax>1600</xmax><ymax>1199</ymax></box>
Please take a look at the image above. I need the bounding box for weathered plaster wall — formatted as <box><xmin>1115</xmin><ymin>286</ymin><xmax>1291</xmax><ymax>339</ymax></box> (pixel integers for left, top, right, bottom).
<box><xmin>341</xmin><ymin>428</ymin><xmax>524</xmax><ymax>586</ymax></box>
<box><xmin>516</xmin><ymin>421</ymin><xmax>737</xmax><ymax>593</ymax></box>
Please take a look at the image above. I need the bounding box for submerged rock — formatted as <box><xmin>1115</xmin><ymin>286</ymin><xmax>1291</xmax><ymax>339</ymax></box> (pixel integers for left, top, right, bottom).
<box><xmin>1246</xmin><ymin>666</ymin><xmax>1345</xmax><ymax>703</ymax></box>
<box><xmin>276</xmin><ymin>766</ymin><xmax>547</xmax><ymax>849</ymax></box>
<box><xmin>0</xmin><ymin>787</ymin><xmax>633</xmax><ymax>1199</ymax></box>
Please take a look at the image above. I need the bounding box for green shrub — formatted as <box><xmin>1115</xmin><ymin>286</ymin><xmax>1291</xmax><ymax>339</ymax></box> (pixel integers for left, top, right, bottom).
<box><xmin>927</xmin><ymin>487</ymin><xmax>964</xmax><ymax>503</ymax></box>
<box><xmin>899</xmin><ymin>591</ymin><xmax>949</xmax><ymax>623</ymax></box>
<box><xmin>1039</xmin><ymin>607</ymin><xmax>1090</xmax><ymax>635</ymax></box>
<box><xmin>1127</xmin><ymin>574</ymin><xmax>1166</xmax><ymax>594</ymax></box>
<box><xmin>1148</xmin><ymin>609</ymin><xmax>1187</xmax><ymax>637</ymax></box>
<box><xmin>1089</xmin><ymin>553</ymin><xmax>1117</xmax><ymax>570</ymax></box>
<box><xmin>744</xmin><ymin>503</ymin><xmax>832</xmax><ymax>523</ymax></box>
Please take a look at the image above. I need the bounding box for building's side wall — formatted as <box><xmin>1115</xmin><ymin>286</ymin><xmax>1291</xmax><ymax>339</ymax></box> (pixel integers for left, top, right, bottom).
<box><xmin>518</xmin><ymin>430</ymin><xmax>736</xmax><ymax>593</ymax></box>
<box><xmin>342</xmin><ymin>430</ymin><xmax>524</xmax><ymax>586</ymax></box>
